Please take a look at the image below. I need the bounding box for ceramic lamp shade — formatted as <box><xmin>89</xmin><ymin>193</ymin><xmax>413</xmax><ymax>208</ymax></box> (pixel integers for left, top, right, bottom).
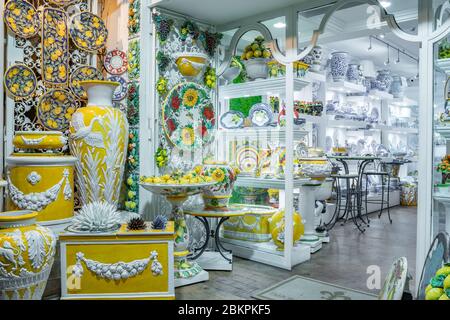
<box><xmin>360</xmin><ymin>60</ymin><xmax>377</xmax><ymax>78</ymax></box>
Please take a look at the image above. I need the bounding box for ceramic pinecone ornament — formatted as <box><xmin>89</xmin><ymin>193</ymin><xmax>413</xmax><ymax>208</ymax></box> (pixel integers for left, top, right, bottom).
<box><xmin>151</xmin><ymin>214</ymin><xmax>168</xmax><ymax>230</ymax></box>
<box><xmin>127</xmin><ymin>217</ymin><xmax>147</xmax><ymax>231</ymax></box>
<box><xmin>70</xmin><ymin>201</ymin><xmax>121</xmax><ymax>232</ymax></box>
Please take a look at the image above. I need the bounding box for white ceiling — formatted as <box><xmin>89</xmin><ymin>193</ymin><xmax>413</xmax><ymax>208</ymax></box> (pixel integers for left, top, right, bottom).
<box><xmin>152</xmin><ymin>0</ymin><xmax>309</xmax><ymax>25</ymax></box>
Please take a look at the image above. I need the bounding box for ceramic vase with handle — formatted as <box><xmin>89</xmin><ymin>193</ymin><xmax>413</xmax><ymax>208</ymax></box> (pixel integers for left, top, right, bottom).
<box><xmin>0</xmin><ymin>210</ymin><xmax>56</xmax><ymax>300</ymax></box>
<box><xmin>390</xmin><ymin>75</ymin><xmax>407</xmax><ymax>98</ymax></box>
<box><xmin>330</xmin><ymin>52</ymin><xmax>349</xmax><ymax>82</ymax></box>
<box><xmin>69</xmin><ymin>80</ymin><xmax>129</xmax><ymax>206</ymax></box>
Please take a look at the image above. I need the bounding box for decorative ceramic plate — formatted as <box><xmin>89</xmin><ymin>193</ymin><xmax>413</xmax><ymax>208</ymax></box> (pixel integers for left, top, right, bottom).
<box><xmin>3</xmin><ymin>0</ymin><xmax>39</xmax><ymax>39</ymax></box>
<box><xmin>220</xmin><ymin>110</ymin><xmax>245</xmax><ymax>129</ymax></box>
<box><xmin>249</xmin><ymin>103</ymin><xmax>273</xmax><ymax>127</ymax></box>
<box><xmin>37</xmin><ymin>89</ymin><xmax>77</xmax><ymax>131</ymax></box>
<box><xmin>70</xmin><ymin>66</ymin><xmax>103</xmax><ymax>100</ymax></box>
<box><xmin>48</xmin><ymin>0</ymin><xmax>77</xmax><ymax>6</ymax></box>
<box><xmin>162</xmin><ymin>82</ymin><xmax>216</xmax><ymax>151</ymax></box>
<box><xmin>236</xmin><ymin>146</ymin><xmax>259</xmax><ymax>174</ymax></box>
<box><xmin>417</xmin><ymin>232</ymin><xmax>449</xmax><ymax>300</ymax></box>
<box><xmin>104</xmin><ymin>49</ymin><xmax>128</xmax><ymax>75</ymax></box>
<box><xmin>108</xmin><ymin>75</ymin><xmax>128</xmax><ymax>101</ymax></box>
<box><xmin>42</xmin><ymin>8</ymin><xmax>69</xmax><ymax>87</ymax></box>
<box><xmin>4</xmin><ymin>64</ymin><xmax>37</xmax><ymax>99</ymax></box>
<box><xmin>69</xmin><ymin>12</ymin><xmax>108</xmax><ymax>52</ymax></box>
<box><xmin>378</xmin><ymin>257</ymin><xmax>408</xmax><ymax>300</ymax></box>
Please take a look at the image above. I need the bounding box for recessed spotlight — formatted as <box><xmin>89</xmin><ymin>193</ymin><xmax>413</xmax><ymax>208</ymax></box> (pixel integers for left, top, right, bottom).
<box><xmin>380</xmin><ymin>1</ymin><xmax>391</xmax><ymax>8</ymax></box>
<box><xmin>274</xmin><ymin>22</ymin><xmax>286</xmax><ymax>29</ymax></box>
<box><xmin>379</xmin><ymin>34</ymin><xmax>385</xmax><ymax>39</ymax></box>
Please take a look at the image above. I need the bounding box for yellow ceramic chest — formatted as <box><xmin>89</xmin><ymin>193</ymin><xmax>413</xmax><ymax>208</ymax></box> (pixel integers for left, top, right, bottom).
<box><xmin>6</xmin><ymin>154</ymin><xmax>76</xmax><ymax>224</ymax></box>
<box><xmin>59</xmin><ymin>222</ymin><xmax>175</xmax><ymax>300</ymax></box>
<box><xmin>223</xmin><ymin>205</ymin><xmax>277</xmax><ymax>242</ymax></box>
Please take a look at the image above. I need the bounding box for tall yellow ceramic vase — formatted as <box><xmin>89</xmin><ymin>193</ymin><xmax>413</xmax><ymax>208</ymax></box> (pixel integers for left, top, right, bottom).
<box><xmin>0</xmin><ymin>211</ymin><xmax>57</xmax><ymax>300</ymax></box>
<box><xmin>69</xmin><ymin>81</ymin><xmax>129</xmax><ymax>206</ymax></box>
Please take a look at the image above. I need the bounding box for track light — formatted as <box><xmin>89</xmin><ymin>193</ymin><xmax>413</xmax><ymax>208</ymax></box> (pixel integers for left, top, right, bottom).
<box><xmin>395</xmin><ymin>48</ymin><xmax>400</xmax><ymax>64</ymax></box>
<box><xmin>367</xmin><ymin>36</ymin><xmax>372</xmax><ymax>51</ymax></box>
<box><xmin>384</xmin><ymin>44</ymin><xmax>390</xmax><ymax>65</ymax></box>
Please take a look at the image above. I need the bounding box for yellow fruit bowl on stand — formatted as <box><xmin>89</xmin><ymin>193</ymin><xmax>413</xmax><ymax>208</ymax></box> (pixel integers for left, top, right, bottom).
<box><xmin>13</xmin><ymin>131</ymin><xmax>67</xmax><ymax>150</ymax></box>
<box><xmin>174</xmin><ymin>53</ymin><xmax>208</xmax><ymax>78</ymax></box>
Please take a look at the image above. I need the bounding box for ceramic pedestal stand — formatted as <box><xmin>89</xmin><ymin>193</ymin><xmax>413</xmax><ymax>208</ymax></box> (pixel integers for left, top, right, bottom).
<box><xmin>298</xmin><ymin>180</ymin><xmax>324</xmax><ymax>253</ymax></box>
<box><xmin>140</xmin><ymin>182</ymin><xmax>216</xmax><ymax>287</ymax></box>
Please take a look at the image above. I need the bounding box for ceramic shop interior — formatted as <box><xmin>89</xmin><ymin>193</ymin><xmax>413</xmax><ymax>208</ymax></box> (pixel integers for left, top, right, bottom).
<box><xmin>0</xmin><ymin>0</ymin><xmax>450</xmax><ymax>301</ymax></box>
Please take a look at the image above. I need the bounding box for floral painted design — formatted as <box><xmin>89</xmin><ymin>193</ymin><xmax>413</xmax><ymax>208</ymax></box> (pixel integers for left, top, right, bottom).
<box><xmin>4</xmin><ymin>64</ymin><xmax>37</xmax><ymax>99</ymax></box>
<box><xmin>162</xmin><ymin>82</ymin><xmax>215</xmax><ymax>151</ymax></box>
<box><xmin>3</xmin><ymin>0</ymin><xmax>39</xmax><ymax>39</ymax></box>
<box><xmin>69</xmin><ymin>12</ymin><xmax>108</xmax><ymax>53</ymax></box>
<box><xmin>128</xmin><ymin>39</ymin><xmax>140</xmax><ymax>80</ymax></box>
<box><xmin>69</xmin><ymin>66</ymin><xmax>103</xmax><ymax>100</ymax></box>
<box><xmin>128</xmin><ymin>0</ymin><xmax>140</xmax><ymax>37</ymax></box>
<box><xmin>42</xmin><ymin>8</ymin><xmax>69</xmax><ymax>87</ymax></box>
<box><xmin>37</xmin><ymin>89</ymin><xmax>77</xmax><ymax>131</ymax></box>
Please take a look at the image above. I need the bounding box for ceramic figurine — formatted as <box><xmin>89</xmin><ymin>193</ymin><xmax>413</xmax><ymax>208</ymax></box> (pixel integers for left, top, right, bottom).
<box><xmin>69</xmin><ymin>80</ymin><xmax>129</xmax><ymax>206</ymax></box>
<box><xmin>0</xmin><ymin>210</ymin><xmax>56</xmax><ymax>300</ymax></box>
<box><xmin>330</xmin><ymin>52</ymin><xmax>349</xmax><ymax>82</ymax></box>
<box><xmin>201</xmin><ymin>161</ymin><xmax>239</xmax><ymax>210</ymax></box>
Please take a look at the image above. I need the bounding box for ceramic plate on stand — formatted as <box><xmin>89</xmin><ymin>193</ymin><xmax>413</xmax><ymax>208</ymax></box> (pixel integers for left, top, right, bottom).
<box><xmin>4</xmin><ymin>64</ymin><xmax>37</xmax><ymax>100</ymax></box>
<box><xmin>104</xmin><ymin>49</ymin><xmax>128</xmax><ymax>75</ymax></box>
<box><xmin>249</xmin><ymin>103</ymin><xmax>273</xmax><ymax>127</ymax></box>
<box><xmin>69</xmin><ymin>12</ymin><xmax>108</xmax><ymax>52</ymax></box>
<box><xmin>108</xmin><ymin>75</ymin><xmax>128</xmax><ymax>101</ymax></box>
<box><xmin>220</xmin><ymin>110</ymin><xmax>245</xmax><ymax>129</ymax></box>
<box><xmin>3</xmin><ymin>0</ymin><xmax>39</xmax><ymax>38</ymax></box>
<box><xmin>236</xmin><ymin>146</ymin><xmax>259</xmax><ymax>175</ymax></box>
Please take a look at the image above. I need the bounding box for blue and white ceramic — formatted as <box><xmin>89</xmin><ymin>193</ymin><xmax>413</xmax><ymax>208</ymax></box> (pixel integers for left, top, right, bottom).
<box><xmin>374</xmin><ymin>70</ymin><xmax>392</xmax><ymax>92</ymax></box>
<box><xmin>249</xmin><ymin>103</ymin><xmax>273</xmax><ymax>127</ymax></box>
<box><xmin>346</xmin><ymin>64</ymin><xmax>360</xmax><ymax>83</ymax></box>
<box><xmin>390</xmin><ymin>75</ymin><xmax>407</xmax><ymax>98</ymax></box>
<box><xmin>220</xmin><ymin>110</ymin><xmax>245</xmax><ymax>129</ymax></box>
<box><xmin>330</xmin><ymin>52</ymin><xmax>349</xmax><ymax>82</ymax></box>
<box><xmin>108</xmin><ymin>75</ymin><xmax>128</xmax><ymax>101</ymax></box>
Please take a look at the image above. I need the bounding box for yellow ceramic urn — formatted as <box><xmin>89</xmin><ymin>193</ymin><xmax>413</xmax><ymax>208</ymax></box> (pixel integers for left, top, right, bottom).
<box><xmin>269</xmin><ymin>210</ymin><xmax>305</xmax><ymax>250</ymax></box>
<box><xmin>69</xmin><ymin>80</ymin><xmax>129</xmax><ymax>206</ymax></box>
<box><xmin>6</xmin><ymin>154</ymin><xmax>77</xmax><ymax>224</ymax></box>
<box><xmin>0</xmin><ymin>210</ymin><xmax>57</xmax><ymax>300</ymax></box>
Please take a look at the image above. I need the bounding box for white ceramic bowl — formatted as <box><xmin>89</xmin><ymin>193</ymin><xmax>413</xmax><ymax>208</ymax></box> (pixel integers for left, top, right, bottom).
<box><xmin>244</xmin><ymin>58</ymin><xmax>268</xmax><ymax>80</ymax></box>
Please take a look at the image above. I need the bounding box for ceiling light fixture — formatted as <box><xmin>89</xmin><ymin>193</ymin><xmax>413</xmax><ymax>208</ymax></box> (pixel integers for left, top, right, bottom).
<box><xmin>380</xmin><ymin>1</ymin><xmax>391</xmax><ymax>8</ymax></box>
<box><xmin>367</xmin><ymin>36</ymin><xmax>372</xmax><ymax>51</ymax></box>
<box><xmin>379</xmin><ymin>34</ymin><xmax>385</xmax><ymax>39</ymax></box>
<box><xmin>395</xmin><ymin>48</ymin><xmax>400</xmax><ymax>64</ymax></box>
<box><xmin>384</xmin><ymin>44</ymin><xmax>390</xmax><ymax>65</ymax></box>
<box><xmin>274</xmin><ymin>22</ymin><xmax>286</xmax><ymax>29</ymax></box>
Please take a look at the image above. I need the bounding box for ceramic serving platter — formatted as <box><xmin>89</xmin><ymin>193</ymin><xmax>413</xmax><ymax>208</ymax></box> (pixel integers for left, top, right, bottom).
<box><xmin>37</xmin><ymin>89</ymin><xmax>77</xmax><ymax>131</ymax></box>
<box><xmin>249</xmin><ymin>103</ymin><xmax>273</xmax><ymax>127</ymax></box>
<box><xmin>108</xmin><ymin>75</ymin><xmax>128</xmax><ymax>101</ymax></box>
<box><xmin>162</xmin><ymin>82</ymin><xmax>216</xmax><ymax>151</ymax></box>
<box><xmin>3</xmin><ymin>0</ymin><xmax>39</xmax><ymax>39</ymax></box>
<box><xmin>70</xmin><ymin>66</ymin><xmax>104</xmax><ymax>100</ymax></box>
<box><xmin>220</xmin><ymin>110</ymin><xmax>245</xmax><ymax>129</ymax></box>
<box><xmin>4</xmin><ymin>64</ymin><xmax>37</xmax><ymax>100</ymax></box>
<box><xmin>69</xmin><ymin>12</ymin><xmax>108</xmax><ymax>53</ymax></box>
<box><xmin>104</xmin><ymin>49</ymin><xmax>128</xmax><ymax>75</ymax></box>
<box><xmin>42</xmin><ymin>8</ymin><xmax>69</xmax><ymax>87</ymax></box>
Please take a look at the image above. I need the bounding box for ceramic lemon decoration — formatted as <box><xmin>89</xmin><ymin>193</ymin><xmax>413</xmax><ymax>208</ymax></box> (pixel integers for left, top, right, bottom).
<box><xmin>69</xmin><ymin>80</ymin><xmax>129</xmax><ymax>206</ymax></box>
<box><xmin>269</xmin><ymin>210</ymin><xmax>304</xmax><ymax>250</ymax></box>
<box><xmin>174</xmin><ymin>53</ymin><xmax>208</xmax><ymax>78</ymax></box>
<box><xmin>0</xmin><ymin>210</ymin><xmax>56</xmax><ymax>300</ymax></box>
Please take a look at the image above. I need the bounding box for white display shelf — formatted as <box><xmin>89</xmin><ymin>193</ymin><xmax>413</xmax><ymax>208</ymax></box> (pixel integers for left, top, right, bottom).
<box><xmin>219</xmin><ymin>127</ymin><xmax>308</xmax><ymax>141</ymax></box>
<box><xmin>368</xmin><ymin>90</ymin><xmax>394</xmax><ymax>100</ymax></box>
<box><xmin>436</xmin><ymin>58</ymin><xmax>450</xmax><ymax>74</ymax></box>
<box><xmin>303</xmin><ymin>71</ymin><xmax>326</xmax><ymax>83</ymax></box>
<box><xmin>298</xmin><ymin>114</ymin><xmax>324</xmax><ymax>124</ymax></box>
<box><xmin>436</xmin><ymin>126</ymin><xmax>450</xmax><ymax>139</ymax></box>
<box><xmin>235</xmin><ymin>176</ymin><xmax>313</xmax><ymax>189</ymax></box>
<box><xmin>219</xmin><ymin>77</ymin><xmax>310</xmax><ymax>100</ymax></box>
<box><xmin>327</xmin><ymin>119</ymin><xmax>369</xmax><ymax>129</ymax></box>
<box><xmin>390</xmin><ymin>97</ymin><xmax>418</xmax><ymax>107</ymax></box>
<box><xmin>434</xmin><ymin>193</ymin><xmax>450</xmax><ymax>201</ymax></box>
<box><xmin>326</xmin><ymin>81</ymin><xmax>366</xmax><ymax>94</ymax></box>
<box><xmin>378</xmin><ymin>125</ymin><xmax>419</xmax><ymax>134</ymax></box>
<box><xmin>219</xmin><ymin>237</ymin><xmax>310</xmax><ymax>269</ymax></box>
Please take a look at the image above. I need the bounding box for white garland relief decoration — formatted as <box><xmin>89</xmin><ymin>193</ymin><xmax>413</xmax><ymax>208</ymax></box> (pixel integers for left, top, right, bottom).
<box><xmin>7</xmin><ymin>169</ymin><xmax>72</xmax><ymax>211</ymax></box>
<box><xmin>21</xmin><ymin>136</ymin><xmax>46</xmax><ymax>146</ymax></box>
<box><xmin>72</xmin><ymin>250</ymin><xmax>163</xmax><ymax>281</ymax></box>
<box><xmin>26</xmin><ymin>172</ymin><xmax>41</xmax><ymax>186</ymax></box>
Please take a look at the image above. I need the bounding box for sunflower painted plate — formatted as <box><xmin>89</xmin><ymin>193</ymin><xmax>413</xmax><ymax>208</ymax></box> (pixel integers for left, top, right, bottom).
<box><xmin>69</xmin><ymin>12</ymin><xmax>108</xmax><ymax>53</ymax></box>
<box><xmin>37</xmin><ymin>89</ymin><xmax>77</xmax><ymax>131</ymax></box>
<box><xmin>108</xmin><ymin>75</ymin><xmax>128</xmax><ymax>101</ymax></box>
<box><xmin>70</xmin><ymin>65</ymin><xmax>103</xmax><ymax>100</ymax></box>
<box><xmin>162</xmin><ymin>82</ymin><xmax>216</xmax><ymax>151</ymax></box>
<box><xmin>3</xmin><ymin>0</ymin><xmax>39</xmax><ymax>39</ymax></box>
<box><xmin>4</xmin><ymin>64</ymin><xmax>37</xmax><ymax>99</ymax></box>
<box><xmin>236</xmin><ymin>146</ymin><xmax>259</xmax><ymax>175</ymax></box>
